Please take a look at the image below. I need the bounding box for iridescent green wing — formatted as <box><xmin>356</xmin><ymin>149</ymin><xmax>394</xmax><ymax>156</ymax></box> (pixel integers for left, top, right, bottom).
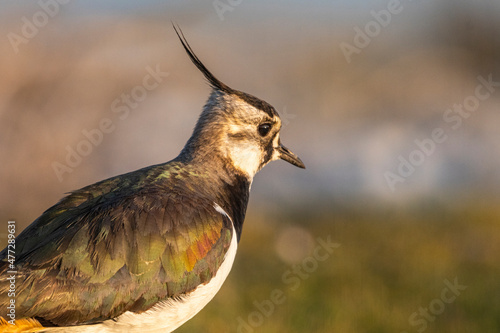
<box><xmin>0</xmin><ymin>176</ymin><xmax>233</xmax><ymax>326</ymax></box>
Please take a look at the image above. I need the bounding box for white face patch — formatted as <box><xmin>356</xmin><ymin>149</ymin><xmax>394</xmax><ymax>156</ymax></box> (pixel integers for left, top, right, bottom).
<box><xmin>222</xmin><ymin>97</ymin><xmax>281</xmax><ymax>179</ymax></box>
<box><xmin>225</xmin><ymin>139</ymin><xmax>263</xmax><ymax>179</ymax></box>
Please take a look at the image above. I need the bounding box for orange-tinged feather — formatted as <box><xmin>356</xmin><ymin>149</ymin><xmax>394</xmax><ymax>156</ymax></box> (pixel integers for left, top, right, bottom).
<box><xmin>196</xmin><ymin>234</ymin><xmax>211</xmax><ymax>257</ymax></box>
<box><xmin>206</xmin><ymin>230</ymin><xmax>217</xmax><ymax>249</ymax></box>
<box><xmin>185</xmin><ymin>247</ymin><xmax>197</xmax><ymax>271</ymax></box>
<box><xmin>209</xmin><ymin>229</ymin><xmax>220</xmax><ymax>244</ymax></box>
<box><xmin>0</xmin><ymin>318</ymin><xmax>44</xmax><ymax>333</ymax></box>
<box><xmin>189</xmin><ymin>239</ymin><xmax>202</xmax><ymax>260</ymax></box>
<box><xmin>181</xmin><ymin>225</ymin><xmax>224</xmax><ymax>272</ymax></box>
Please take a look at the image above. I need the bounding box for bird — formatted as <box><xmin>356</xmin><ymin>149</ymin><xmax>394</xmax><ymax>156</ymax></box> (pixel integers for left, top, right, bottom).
<box><xmin>0</xmin><ymin>25</ymin><xmax>305</xmax><ymax>333</ymax></box>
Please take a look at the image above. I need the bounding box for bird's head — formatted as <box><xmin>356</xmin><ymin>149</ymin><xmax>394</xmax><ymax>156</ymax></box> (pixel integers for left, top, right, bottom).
<box><xmin>175</xmin><ymin>26</ymin><xmax>305</xmax><ymax>179</ymax></box>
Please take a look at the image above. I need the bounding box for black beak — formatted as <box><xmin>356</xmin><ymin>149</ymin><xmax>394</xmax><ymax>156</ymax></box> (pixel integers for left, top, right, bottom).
<box><xmin>277</xmin><ymin>144</ymin><xmax>305</xmax><ymax>169</ymax></box>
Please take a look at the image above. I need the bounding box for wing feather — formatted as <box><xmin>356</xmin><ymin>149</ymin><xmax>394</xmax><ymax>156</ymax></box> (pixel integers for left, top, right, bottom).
<box><xmin>0</xmin><ymin>177</ymin><xmax>233</xmax><ymax>326</ymax></box>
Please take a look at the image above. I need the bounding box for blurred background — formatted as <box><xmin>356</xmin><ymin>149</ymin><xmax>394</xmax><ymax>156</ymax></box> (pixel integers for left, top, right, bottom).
<box><xmin>1</xmin><ymin>0</ymin><xmax>499</xmax><ymax>332</ymax></box>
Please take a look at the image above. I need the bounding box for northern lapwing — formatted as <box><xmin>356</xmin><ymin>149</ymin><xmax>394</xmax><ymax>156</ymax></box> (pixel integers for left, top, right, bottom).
<box><xmin>0</xmin><ymin>26</ymin><xmax>305</xmax><ymax>332</ymax></box>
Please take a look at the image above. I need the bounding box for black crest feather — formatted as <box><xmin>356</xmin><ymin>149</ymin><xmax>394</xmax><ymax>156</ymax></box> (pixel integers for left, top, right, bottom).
<box><xmin>173</xmin><ymin>24</ymin><xmax>278</xmax><ymax>118</ymax></box>
<box><xmin>173</xmin><ymin>24</ymin><xmax>232</xmax><ymax>94</ymax></box>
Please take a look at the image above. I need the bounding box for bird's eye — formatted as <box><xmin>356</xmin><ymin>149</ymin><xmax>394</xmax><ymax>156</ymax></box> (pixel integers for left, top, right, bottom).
<box><xmin>258</xmin><ymin>123</ymin><xmax>272</xmax><ymax>137</ymax></box>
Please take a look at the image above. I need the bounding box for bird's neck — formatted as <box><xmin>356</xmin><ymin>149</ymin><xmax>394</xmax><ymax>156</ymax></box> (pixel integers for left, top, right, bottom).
<box><xmin>216</xmin><ymin>167</ymin><xmax>250</xmax><ymax>242</ymax></box>
<box><xmin>176</xmin><ymin>147</ymin><xmax>251</xmax><ymax>242</ymax></box>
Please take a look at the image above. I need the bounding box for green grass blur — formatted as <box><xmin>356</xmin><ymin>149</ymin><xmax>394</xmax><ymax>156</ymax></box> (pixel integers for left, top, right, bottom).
<box><xmin>178</xmin><ymin>202</ymin><xmax>500</xmax><ymax>333</ymax></box>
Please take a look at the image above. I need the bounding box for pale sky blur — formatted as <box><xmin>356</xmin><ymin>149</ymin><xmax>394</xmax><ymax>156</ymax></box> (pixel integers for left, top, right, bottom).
<box><xmin>1</xmin><ymin>0</ymin><xmax>499</xmax><ymax>226</ymax></box>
